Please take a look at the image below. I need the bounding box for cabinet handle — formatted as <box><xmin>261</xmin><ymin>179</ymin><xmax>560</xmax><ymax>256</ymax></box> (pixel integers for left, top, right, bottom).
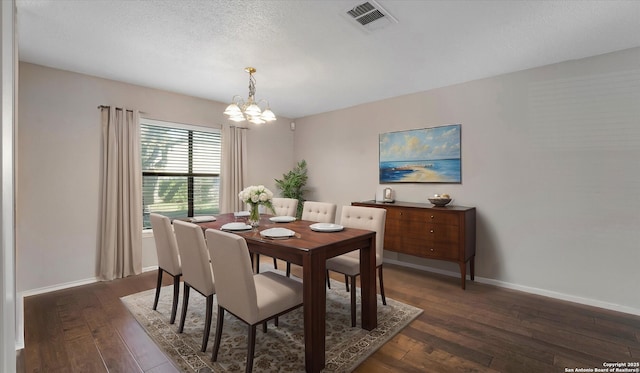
<box><xmin>429</xmin><ymin>248</ymin><xmax>434</xmax><ymax>252</ymax></box>
<box><xmin>430</xmin><ymin>229</ymin><xmax>434</xmax><ymax>233</ymax></box>
<box><xmin>430</xmin><ymin>215</ymin><xmax>434</xmax><ymax>219</ymax></box>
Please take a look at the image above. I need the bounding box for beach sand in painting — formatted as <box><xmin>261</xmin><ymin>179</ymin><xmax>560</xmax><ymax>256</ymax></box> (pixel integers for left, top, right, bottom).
<box><xmin>400</xmin><ymin>166</ymin><xmax>445</xmax><ymax>182</ymax></box>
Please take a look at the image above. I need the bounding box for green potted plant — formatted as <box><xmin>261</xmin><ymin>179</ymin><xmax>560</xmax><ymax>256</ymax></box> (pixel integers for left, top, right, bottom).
<box><xmin>274</xmin><ymin>160</ymin><xmax>308</xmax><ymax>219</ymax></box>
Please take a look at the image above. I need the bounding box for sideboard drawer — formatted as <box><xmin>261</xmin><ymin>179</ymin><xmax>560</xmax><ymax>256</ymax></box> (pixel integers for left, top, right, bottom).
<box><xmin>388</xmin><ymin>208</ymin><xmax>458</xmax><ymax>226</ymax></box>
<box><xmin>402</xmin><ymin>222</ymin><xmax>459</xmax><ymax>246</ymax></box>
<box><xmin>424</xmin><ymin>245</ymin><xmax>459</xmax><ymax>260</ymax></box>
<box><xmin>424</xmin><ymin>211</ymin><xmax>459</xmax><ymax>226</ymax></box>
<box><xmin>402</xmin><ymin>237</ymin><xmax>459</xmax><ymax>259</ymax></box>
<box><xmin>424</xmin><ymin>223</ymin><xmax>460</xmax><ymax>244</ymax></box>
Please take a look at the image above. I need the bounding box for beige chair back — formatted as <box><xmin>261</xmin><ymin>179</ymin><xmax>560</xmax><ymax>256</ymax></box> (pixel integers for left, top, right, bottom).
<box><xmin>301</xmin><ymin>201</ymin><xmax>337</xmax><ymax>223</ymax></box>
<box><xmin>339</xmin><ymin>206</ymin><xmax>386</xmax><ymax>266</ymax></box>
<box><xmin>149</xmin><ymin>213</ymin><xmax>181</xmax><ymax>276</ymax></box>
<box><xmin>271</xmin><ymin>197</ymin><xmax>298</xmax><ymax>217</ymax></box>
<box><xmin>173</xmin><ymin>220</ymin><xmax>215</xmax><ymax>295</ymax></box>
<box><xmin>205</xmin><ymin>229</ymin><xmax>259</xmax><ymax>323</ymax></box>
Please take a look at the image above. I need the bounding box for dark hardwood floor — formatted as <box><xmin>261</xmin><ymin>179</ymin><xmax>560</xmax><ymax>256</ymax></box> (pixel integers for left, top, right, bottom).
<box><xmin>19</xmin><ymin>259</ymin><xmax>640</xmax><ymax>372</ymax></box>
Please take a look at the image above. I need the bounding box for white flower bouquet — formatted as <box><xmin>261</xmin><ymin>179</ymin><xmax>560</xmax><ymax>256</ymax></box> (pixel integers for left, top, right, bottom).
<box><xmin>238</xmin><ymin>185</ymin><xmax>275</xmax><ymax>225</ymax></box>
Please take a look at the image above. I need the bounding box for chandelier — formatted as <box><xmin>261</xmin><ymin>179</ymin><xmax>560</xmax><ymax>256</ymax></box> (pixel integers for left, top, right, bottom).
<box><xmin>223</xmin><ymin>67</ymin><xmax>276</xmax><ymax>124</ymax></box>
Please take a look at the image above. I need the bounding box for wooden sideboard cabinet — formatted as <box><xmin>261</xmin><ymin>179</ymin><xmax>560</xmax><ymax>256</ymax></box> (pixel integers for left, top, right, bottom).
<box><xmin>352</xmin><ymin>200</ymin><xmax>476</xmax><ymax>289</ymax></box>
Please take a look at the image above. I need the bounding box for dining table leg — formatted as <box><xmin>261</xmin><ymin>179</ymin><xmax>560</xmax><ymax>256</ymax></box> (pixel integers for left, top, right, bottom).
<box><xmin>360</xmin><ymin>235</ymin><xmax>377</xmax><ymax>330</ymax></box>
<box><xmin>302</xmin><ymin>251</ymin><xmax>326</xmax><ymax>373</ymax></box>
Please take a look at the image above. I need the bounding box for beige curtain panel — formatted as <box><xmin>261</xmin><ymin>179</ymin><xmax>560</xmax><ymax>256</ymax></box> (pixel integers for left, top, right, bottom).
<box><xmin>99</xmin><ymin>106</ymin><xmax>142</xmax><ymax>280</ymax></box>
<box><xmin>220</xmin><ymin>125</ymin><xmax>248</xmax><ymax>213</ymax></box>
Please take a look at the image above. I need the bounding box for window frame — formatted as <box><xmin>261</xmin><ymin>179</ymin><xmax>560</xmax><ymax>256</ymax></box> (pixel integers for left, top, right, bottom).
<box><xmin>140</xmin><ymin>118</ymin><xmax>222</xmax><ymax>229</ymax></box>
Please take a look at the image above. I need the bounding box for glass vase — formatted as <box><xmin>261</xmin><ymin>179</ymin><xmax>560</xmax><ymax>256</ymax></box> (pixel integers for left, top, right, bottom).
<box><xmin>248</xmin><ymin>204</ymin><xmax>260</xmax><ymax>227</ymax></box>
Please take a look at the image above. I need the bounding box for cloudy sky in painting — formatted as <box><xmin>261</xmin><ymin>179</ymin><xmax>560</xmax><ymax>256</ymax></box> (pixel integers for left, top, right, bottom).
<box><xmin>379</xmin><ymin>125</ymin><xmax>461</xmax><ymax>162</ymax></box>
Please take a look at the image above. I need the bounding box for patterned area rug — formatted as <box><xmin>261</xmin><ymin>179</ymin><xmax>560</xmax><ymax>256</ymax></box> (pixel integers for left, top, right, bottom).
<box><xmin>121</xmin><ymin>271</ymin><xmax>422</xmax><ymax>372</ymax></box>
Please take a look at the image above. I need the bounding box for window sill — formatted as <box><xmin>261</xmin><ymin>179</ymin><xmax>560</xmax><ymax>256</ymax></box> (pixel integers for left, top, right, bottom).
<box><xmin>142</xmin><ymin>229</ymin><xmax>154</xmax><ymax>238</ymax></box>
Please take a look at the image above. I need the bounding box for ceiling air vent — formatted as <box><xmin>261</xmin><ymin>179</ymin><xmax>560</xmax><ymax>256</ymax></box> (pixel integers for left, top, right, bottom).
<box><xmin>344</xmin><ymin>1</ymin><xmax>397</xmax><ymax>32</ymax></box>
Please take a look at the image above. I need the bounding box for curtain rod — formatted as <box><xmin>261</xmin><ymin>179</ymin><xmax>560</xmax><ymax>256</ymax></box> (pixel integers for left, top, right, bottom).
<box><xmin>97</xmin><ymin>105</ymin><xmax>147</xmax><ymax>114</ymax></box>
<box><xmin>229</xmin><ymin>125</ymin><xmax>250</xmax><ymax>130</ymax></box>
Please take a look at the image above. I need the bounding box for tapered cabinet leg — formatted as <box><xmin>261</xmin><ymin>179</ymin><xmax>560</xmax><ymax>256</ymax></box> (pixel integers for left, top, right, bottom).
<box><xmin>459</xmin><ymin>262</ymin><xmax>467</xmax><ymax>290</ymax></box>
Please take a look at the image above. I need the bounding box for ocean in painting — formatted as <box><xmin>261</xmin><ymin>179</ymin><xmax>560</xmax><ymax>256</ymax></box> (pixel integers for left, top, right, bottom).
<box><xmin>379</xmin><ymin>159</ymin><xmax>461</xmax><ymax>183</ymax></box>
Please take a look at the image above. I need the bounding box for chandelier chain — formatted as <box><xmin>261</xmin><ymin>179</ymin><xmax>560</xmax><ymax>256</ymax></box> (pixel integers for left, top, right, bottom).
<box><xmin>247</xmin><ymin>73</ymin><xmax>256</xmax><ymax>101</ymax></box>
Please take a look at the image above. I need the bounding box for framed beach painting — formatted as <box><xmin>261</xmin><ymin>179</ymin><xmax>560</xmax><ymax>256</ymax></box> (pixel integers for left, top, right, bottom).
<box><xmin>379</xmin><ymin>124</ymin><xmax>461</xmax><ymax>183</ymax></box>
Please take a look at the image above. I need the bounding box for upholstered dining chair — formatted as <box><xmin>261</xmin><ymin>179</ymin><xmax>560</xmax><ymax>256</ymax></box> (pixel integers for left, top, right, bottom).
<box><xmin>301</xmin><ymin>201</ymin><xmax>337</xmax><ymax>223</ymax></box>
<box><xmin>205</xmin><ymin>228</ymin><xmax>303</xmax><ymax>373</ymax></box>
<box><xmin>173</xmin><ymin>220</ymin><xmax>216</xmax><ymax>352</ymax></box>
<box><xmin>271</xmin><ymin>197</ymin><xmax>298</xmax><ymax>217</ymax></box>
<box><xmin>149</xmin><ymin>213</ymin><xmax>182</xmax><ymax>325</ymax></box>
<box><xmin>325</xmin><ymin>205</ymin><xmax>387</xmax><ymax>327</ymax></box>
<box><xmin>259</xmin><ymin>197</ymin><xmax>299</xmax><ymax>273</ymax></box>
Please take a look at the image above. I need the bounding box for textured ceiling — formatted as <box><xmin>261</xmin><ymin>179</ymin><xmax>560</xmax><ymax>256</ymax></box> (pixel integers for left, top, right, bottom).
<box><xmin>16</xmin><ymin>0</ymin><xmax>640</xmax><ymax>119</ymax></box>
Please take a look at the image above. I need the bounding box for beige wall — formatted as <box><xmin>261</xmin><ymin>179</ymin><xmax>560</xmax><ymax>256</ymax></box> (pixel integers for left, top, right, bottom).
<box><xmin>294</xmin><ymin>47</ymin><xmax>640</xmax><ymax>314</ymax></box>
<box><xmin>17</xmin><ymin>62</ymin><xmax>294</xmax><ymax>293</ymax></box>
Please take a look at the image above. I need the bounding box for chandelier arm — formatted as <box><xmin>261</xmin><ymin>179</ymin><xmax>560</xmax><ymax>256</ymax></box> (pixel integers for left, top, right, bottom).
<box><xmin>231</xmin><ymin>95</ymin><xmax>244</xmax><ymax>105</ymax></box>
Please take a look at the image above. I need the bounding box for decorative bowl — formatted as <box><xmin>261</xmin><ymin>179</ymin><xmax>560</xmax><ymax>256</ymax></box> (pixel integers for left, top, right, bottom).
<box><xmin>428</xmin><ymin>198</ymin><xmax>452</xmax><ymax>207</ymax></box>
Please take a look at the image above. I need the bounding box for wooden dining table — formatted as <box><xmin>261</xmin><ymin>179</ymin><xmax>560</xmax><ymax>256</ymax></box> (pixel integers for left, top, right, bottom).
<box><xmin>195</xmin><ymin>213</ymin><xmax>378</xmax><ymax>373</ymax></box>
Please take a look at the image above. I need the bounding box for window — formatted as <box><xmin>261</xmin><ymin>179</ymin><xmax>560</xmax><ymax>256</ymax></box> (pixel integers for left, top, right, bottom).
<box><xmin>140</xmin><ymin>119</ymin><xmax>221</xmax><ymax>229</ymax></box>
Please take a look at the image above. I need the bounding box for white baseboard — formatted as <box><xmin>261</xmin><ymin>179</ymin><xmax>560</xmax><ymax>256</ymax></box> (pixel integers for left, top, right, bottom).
<box><xmin>14</xmin><ymin>301</ymin><xmax>23</xmax><ymax>350</ymax></box>
<box><xmin>383</xmin><ymin>258</ymin><xmax>640</xmax><ymax>317</ymax></box>
<box><xmin>20</xmin><ymin>277</ymin><xmax>100</xmax><ymax>300</ymax></box>
<box><xmin>143</xmin><ymin>265</ymin><xmax>158</xmax><ymax>273</ymax></box>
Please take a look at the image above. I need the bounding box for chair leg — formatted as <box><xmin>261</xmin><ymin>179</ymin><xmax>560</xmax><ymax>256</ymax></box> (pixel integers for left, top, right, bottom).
<box><xmin>201</xmin><ymin>294</ymin><xmax>214</xmax><ymax>352</ymax></box>
<box><xmin>178</xmin><ymin>284</ymin><xmax>190</xmax><ymax>333</ymax></box>
<box><xmin>246</xmin><ymin>324</ymin><xmax>257</xmax><ymax>373</ymax></box>
<box><xmin>255</xmin><ymin>253</ymin><xmax>261</xmax><ymax>273</ymax></box>
<box><xmin>326</xmin><ymin>270</ymin><xmax>331</xmax><ymax>289</ymax></box>
<box><xmin>345</xmin><ymin>274</ymin><xmax>350</xmax><ymax>292</ymax></box>
<box><xmin>378</xmin><ymin>265</ymin><xmax>386</xmax><ymax>305</ymax></box>
<box><xmin>350</xmin><ymin>275</ymin><xmax>357</xmax><ymax>327</ymax></box>
<box><xmin>153</xmin><ymin>268</ymin><xmax>163</xmax><ymax>310</ymax></box>
<box><xmin>211</xmin><ymin>306</ymin><xmax>224</xmax><ymax>362</ymax></box>
<box><xmin>273</xmin><ymin>257</ymin><xmax>278</xmax><ymax>270</ymax></box>
<box><xmin>170</xmin><ymin>274</ymin><xmax>180</xmax><ymax>324</ymax></box>
<box><xmin>286</xmin><ymin>262</ymin><xmax>291</xmax><ymax>277</ymax></box>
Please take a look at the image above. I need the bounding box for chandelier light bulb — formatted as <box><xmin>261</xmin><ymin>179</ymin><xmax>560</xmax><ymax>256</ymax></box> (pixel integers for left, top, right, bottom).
<box><xmin>223</xmin><ymin>103</ymin><xmax>242</xmax><ymax>116</ymax></box>
<box><xmin>260</xmin><ymin>108</ymin><xmax>276</xmax><ymax>122</ymax></box>
<box><xmin>249</xmin><ymin>116</ymin><xmax>266</xmax><ymax>125</ymax></box>
<box><xmin>244</xmin><ymin>103</ymin><xmax>262</xmax><ymax>117</ymax></box>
